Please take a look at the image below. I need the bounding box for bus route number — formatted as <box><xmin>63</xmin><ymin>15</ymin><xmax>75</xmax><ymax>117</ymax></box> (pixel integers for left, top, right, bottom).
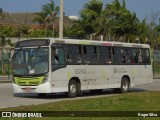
<box><xmin>75</xmin><ymin>69</ymin><xmax>86</xmax><ymax>74</ymax></box>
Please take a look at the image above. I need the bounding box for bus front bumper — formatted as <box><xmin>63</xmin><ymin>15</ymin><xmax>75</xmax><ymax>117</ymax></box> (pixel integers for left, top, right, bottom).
<box><xmin>13</xmin><ymin>82</ymin><xmax>52</xmax><ymax>94</ymax></box>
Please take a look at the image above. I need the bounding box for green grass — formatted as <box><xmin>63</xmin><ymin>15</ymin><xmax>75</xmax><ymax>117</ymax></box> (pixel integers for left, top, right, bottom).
<box><xmin>0</xmin><ymin>91</ymin><xmax>160</xmax><ymax>120</ymax></box>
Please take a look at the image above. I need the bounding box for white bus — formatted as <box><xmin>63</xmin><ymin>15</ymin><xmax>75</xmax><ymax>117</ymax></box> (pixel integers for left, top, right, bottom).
<box><xmin>12</xmin><ymin>38</ymin><xmax>153</xmax><ymax>97</ymax></box>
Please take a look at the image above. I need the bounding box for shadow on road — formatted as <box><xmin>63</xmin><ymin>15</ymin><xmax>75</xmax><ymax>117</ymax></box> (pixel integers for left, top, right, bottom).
<box><xmin>13</xmin><ymin>88</ymin><xmax>148</xmax><ymax>100</ymax></box>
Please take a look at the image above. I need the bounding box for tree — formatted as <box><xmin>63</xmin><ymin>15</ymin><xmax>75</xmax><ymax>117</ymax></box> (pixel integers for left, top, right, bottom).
<box><xmin>104</xmin><ymin>0</ymin><xmax>139</xmax><ymax>42</ymax></box>
<box><xmin>33</xmin><ymin>0</ymin><xmax>59</xmax><ymax>37</ymax></box>
<box><xmin>78</xmin><ymin>0</ymin><xmax>103</xmax><ymax>39</ymax></box>
<box><xmin>69</xmin><ymin>19</ymin><xmax>89</xmax><ymax>39</ymax></box>
<box><xmin>33</xmin><ymin>12</ymin><xmax>47</xmax><ymax>37</ymax></box>
<box><xmin>42</xmin><ymin>0</ymin><xmax>59</xmax><ymax>37</ymax></box>
<box><xmin>72</xmin><ymin>0</ymin><xmax>140</xmax><ymax>41</ymax></box>
<box><xmin>135</xmin><ymin>20</ymin><xmax>149</xmax><ymax>43</ymax></box>
<box><xmin>145</xmin><ymin>11</ymin><xmax>160</xmax><ymax>47</ymax></box>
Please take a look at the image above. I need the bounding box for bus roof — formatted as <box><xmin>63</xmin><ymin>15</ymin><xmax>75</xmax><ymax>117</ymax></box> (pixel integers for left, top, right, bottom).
<box><xmin>18</xmin><ymin>38</ymin><xmax>150</xmax><ymax>48</ymax></box>
<box><xmin>53</xmin><ymin>38</ymin><xmax>150</xmax><ymax>48</ymax></box>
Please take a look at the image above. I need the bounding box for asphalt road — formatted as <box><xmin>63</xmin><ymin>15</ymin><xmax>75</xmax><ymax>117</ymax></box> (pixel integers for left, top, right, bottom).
<box><xmin>0</xmin><ymin>79</ymin><xmax>159</xmax><ymax>109</ymax></box>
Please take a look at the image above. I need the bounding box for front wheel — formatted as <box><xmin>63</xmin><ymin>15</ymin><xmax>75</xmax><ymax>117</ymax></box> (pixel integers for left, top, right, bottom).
<box><xmin>68</xmin><ymin>80</ymin><xmax>78</xmax><ymax>98</ymax></box>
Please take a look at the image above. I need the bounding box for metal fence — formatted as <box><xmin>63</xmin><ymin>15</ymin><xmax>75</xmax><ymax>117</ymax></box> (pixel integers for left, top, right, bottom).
<box><xmin>153</xmin><ymin>49</ymin><xmax>160</xmax><ymax>78</ymax></box>
<box><xmin>0</xmin><ymin>52</ymin><xmax>11</xmax><ymax>79</ymax></box>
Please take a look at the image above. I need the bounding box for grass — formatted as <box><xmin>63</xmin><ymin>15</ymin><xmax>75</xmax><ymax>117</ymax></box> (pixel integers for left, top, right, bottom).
<box><xmin>0</xmin><ymin>91</ymin><xmax>160</xmax><ymax>120</ymax></box>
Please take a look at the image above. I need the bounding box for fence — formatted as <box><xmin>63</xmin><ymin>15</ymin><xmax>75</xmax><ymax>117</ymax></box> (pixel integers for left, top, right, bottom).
<box><xmin>0</xmin><ymin>52</ymin><xmax>11</xmax><ymax>79</ymax></box>
<box><xmin>153</xmin><ymin>49</ymin><xmax>160</xmax><ymax>78</ymax></box>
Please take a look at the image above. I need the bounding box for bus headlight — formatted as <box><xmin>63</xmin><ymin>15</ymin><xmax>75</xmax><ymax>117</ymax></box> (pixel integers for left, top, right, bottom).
<box><xmin>42</xmin><ymin>74</ymin><xmax>48</xmax><ymax>84</ymax></box>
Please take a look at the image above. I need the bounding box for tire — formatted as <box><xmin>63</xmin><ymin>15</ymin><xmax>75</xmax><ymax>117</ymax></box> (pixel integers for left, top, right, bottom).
<box><xmin>120</xmin><ymin>77</ymin><xmax>129</xmax><ymax>93</ymax></box>
<box><xmin>114</xmin><ymin>77</ymin><xmax>129</xmax><ymax>93</ymax></box>
<box><xmin>68</xmin><ymin>80</ymin><xmax>78</xmax><ymax>98</ymax></box>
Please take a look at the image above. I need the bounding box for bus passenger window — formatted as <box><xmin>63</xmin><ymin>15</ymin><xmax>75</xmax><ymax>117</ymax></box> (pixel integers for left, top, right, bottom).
<box><xmin>107</xmin><ymin>57</ymin><xmax>112</xmax><ymax>64</ymax></box>
<box><xmin>129</xmin><ymin>56</ymin><xmax>133</xmax><ymax>64</ymax></box>
<box><xmin>121</xmin><ymin>56</ymin><xmax>125</xmax><ymax>63</ymax></box>
<box><xmin>77</xmin><ymin>55</ymin><xmax>82</xmax><ymax>63</ymax></box>
<box><xmin>138</xmin><ymin>49</ymin><xmax>142</xmax><ymax>63</ymax></box>
<box><xmin>133</xmin><ymin>50</ymin><xmax>138</xmax><ymax>63</ymax></box>
<box><xmin>67</xmin><ymin>54</ymin><xmax>72</xmax><ymax>63</ymax></box>
<box><xmin>77</xmin><ymin>46</ymin><xmax>82</xmax><ymax>64</ymax></box>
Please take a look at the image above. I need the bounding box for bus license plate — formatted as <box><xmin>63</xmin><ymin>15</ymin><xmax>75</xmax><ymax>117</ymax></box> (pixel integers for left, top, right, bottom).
<box><xmin>23</xmin><ymin>87</ymin><xmax>32</xmax><ymax>93</ymax></box>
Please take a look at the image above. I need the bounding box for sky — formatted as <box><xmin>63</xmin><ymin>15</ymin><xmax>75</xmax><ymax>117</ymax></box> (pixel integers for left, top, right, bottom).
<box><xmin>0</xmin><ymin>0</ymin><xmax>160</xmax><ymax>20</ymax></box>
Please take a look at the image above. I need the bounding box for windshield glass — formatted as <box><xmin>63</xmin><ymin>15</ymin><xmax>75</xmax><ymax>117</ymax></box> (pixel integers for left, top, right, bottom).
<box><xmin>13</xmin><ymin>47</ymin><xmax>49</xmax><ymax>76</ymax></box>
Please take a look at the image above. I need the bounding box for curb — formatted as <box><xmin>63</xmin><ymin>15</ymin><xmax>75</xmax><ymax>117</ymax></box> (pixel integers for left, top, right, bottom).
<box><xmin>0</xmin><ymin>76</ymin><xmax>12</xmax><ymax>83</ymax></box>
<box><xmin>0</xmin><ymin>80</ymin><xmax>12</xmax><ymax>83</ymax></box>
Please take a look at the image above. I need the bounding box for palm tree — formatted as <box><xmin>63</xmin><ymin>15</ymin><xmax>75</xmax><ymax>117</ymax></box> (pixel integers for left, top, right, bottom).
<box><xmin>70</xmin><ymin>18</ymin><xmax>92</xmax><ymax>39</ymax></box>
<box><xmin>33</xmin><ymin>12</ymin><xmax>48</xmax><ymax>36</ymax></box>
<box><xmin>79</xmin><ymin>0</ymin><xmax>103</xmax><ymax>39</ymax></box>
<box><xmin>136</xmin><ymin>20</ymin><xmax>149</xmax><ymax>43</ymax></box>
<box><xmin>104</xmin><ymin>0</ymin><xmax>139</xmax><ymax>42</ymax></box>
<box><xmin>42</xmin><ymin>0</ymin><xmax>59</xmax><ymax>37</ymax></box>
<box><xmin>33</xmin><ymin>0</ymin><xmax>59</xmax><ymax>37</ymax></box>
<box><xmin>33</xmin><ymin>12</ymin><xmax>47</xmax><ymax>27</ymax></box>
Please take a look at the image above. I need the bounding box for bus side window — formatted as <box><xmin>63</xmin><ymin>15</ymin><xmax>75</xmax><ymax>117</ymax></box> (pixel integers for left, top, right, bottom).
<box><xmin>141</xmin><ymin>49</ymin><xmax>150</xmax><ymax>64</ymax></box>
<box><xmin>77</xmin><ymin>46</ymin><xmax>82</xmax><ymax>64</ymax></box>
<box><xmin>133</xmin><ymin>49</ymin><xmax>138</xmax><ymax>63</ymax></box>
<box><xmin>51</xmin><ymin>47</ymin><xmax>66</xmax><ymax>71</ymax></box>
<box><xmin>66</xmin><ymin>45</ymin><xmax>82</xmax><ymax>64</ymax></box>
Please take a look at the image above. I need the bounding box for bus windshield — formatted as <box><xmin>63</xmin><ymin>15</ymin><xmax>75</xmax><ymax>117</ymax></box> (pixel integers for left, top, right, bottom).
<box><xmin>13</xmin><ymin>47</ymin><xmax>49</xmax><ymax>76</ymax></box>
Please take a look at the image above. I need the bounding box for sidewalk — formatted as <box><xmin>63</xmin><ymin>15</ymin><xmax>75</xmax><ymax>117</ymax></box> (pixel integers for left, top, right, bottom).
<box><xmin>0</xmin><ymin>76</ymin><xmax>12</xmax><ymax>83</ymax></box>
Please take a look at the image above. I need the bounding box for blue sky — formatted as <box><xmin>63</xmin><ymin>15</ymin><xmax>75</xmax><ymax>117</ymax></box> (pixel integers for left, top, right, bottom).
<box><xmin>0</xmin><ymin>0</ymin><xmax>160</xmax><ymax>20</ymax></box>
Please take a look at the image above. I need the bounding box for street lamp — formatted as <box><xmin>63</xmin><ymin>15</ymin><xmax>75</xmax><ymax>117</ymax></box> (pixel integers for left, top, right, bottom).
<box><xmin>59</xmin><ymin>0</ymin><xmax>63</xmax><ymax>38</ymax></box>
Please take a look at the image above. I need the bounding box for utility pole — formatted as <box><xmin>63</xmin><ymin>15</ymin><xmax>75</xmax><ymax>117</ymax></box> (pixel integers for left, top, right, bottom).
<box><xmin>59</xmin><ymin>0</ymin><xmax>63</xmax><ymax>38</ymax></box>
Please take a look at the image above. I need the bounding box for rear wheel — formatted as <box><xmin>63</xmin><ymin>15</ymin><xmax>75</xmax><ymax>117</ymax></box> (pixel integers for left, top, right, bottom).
<box><xmin>68</xmin><ymin>80</ymin><xmax>78</xmax><ymax>98</ymax></box>
<box><xmin>120</xmin><ymin>77</ymin><xmax>129</xmax><ymax>93</ymax></box>
<box><xmin>114</xmin><ymin>77</ymin><xmax>129</xmax><ymax>93</ymax></box>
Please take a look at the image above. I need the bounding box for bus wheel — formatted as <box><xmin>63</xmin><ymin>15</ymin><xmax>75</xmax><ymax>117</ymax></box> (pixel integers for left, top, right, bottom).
<box><xmin>68</xmin><ymin>80</ymin><xmax>78</xmax><ymax>98</ymax></box>
<box><xmin>120</xmin><ymin>77</ymin><xmax>129</xmax><ymax>93</ymax></box>
<box><xmin>114</xmin><ymin>77</ymin><xmax>129</xmax><ymax>93</ymax></box>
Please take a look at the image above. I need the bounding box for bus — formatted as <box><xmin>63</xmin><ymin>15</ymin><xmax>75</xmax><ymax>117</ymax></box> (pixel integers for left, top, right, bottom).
<box><xmin>12</xmin><ymin>38</ymin><xmax>153</xmax><ymax>98</ymax></box>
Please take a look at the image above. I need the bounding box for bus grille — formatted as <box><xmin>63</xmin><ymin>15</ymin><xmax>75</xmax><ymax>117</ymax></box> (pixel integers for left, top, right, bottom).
<box><xmin>18</xmin><ymin>81</ymin><xmax>40</xmax><ymax>86</ymax></box>
<box><xmin>14</xmin><ymin>76</ymin><xmax>44</xmax><ymax>86</ymax></box>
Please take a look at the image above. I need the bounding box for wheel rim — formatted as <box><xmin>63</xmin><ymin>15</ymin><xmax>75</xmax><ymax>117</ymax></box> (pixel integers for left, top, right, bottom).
<box><xmin>122</xmin><ymin>81</ymin><xmax>128</xmax><ymax>91</ymax></box>
<box><xmin>70</xmin><ymin>84</ymin><xmax>76</xmax><ymax>94</ymax></box>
